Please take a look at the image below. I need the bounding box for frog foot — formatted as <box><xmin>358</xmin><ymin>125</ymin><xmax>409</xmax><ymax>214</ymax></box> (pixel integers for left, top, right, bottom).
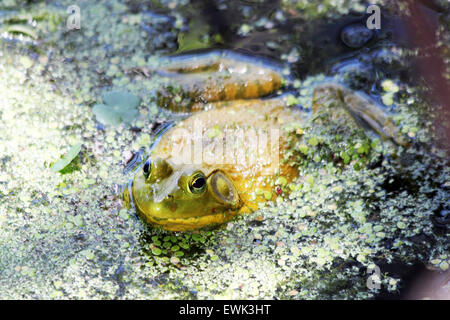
<box><xmin>155</xmin><ymin>50</ymin><xmax>286</xmax><ymax>112</ymax></box>
<box><xmin>312</xmin><ymin>82</ymin><xmax>410</xmax><ymax>147</ymax></box>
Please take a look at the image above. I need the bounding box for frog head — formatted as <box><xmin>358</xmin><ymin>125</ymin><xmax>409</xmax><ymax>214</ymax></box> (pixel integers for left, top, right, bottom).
<box><xmin>130</xmin><ymin>157</ymin><xmax>241</xmax><ymax>231</ymax></box>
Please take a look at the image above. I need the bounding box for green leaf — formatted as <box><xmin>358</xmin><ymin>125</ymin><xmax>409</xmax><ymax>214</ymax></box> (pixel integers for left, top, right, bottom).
<box><xmin>83</xmin><ymin>250</ymin><xmax>95</xmax><ymax>260</ymax></box>
<box><xmin>176</xmin><ymin>20</ymin><xmax>211</xmax><ymax>53</ymax></box>
<box><xmin>19</xmin><ymin>56</ymin><xmax>34</xmax><ymax>69</ymax></box>
<box><xmin>286</xmin><ymin>95</ymin><xmax>299</xmax><ymax>106</ymax></box>
<box><xmin>210</xmin><ymin>255</ymin><xmax>219</xmax><ymax>261</ymax></box>
<box><xmin>340</xmin><ymin>151</ymin><xmax>350</xmax><ymax>164</ymax></box>
<box><xmin>381</xmin><ymin>79</ymin><xmax>399</xmax><ymax>93</ymax></box>
<box><xmin>92</xmin><ymin>104</ymin><xmax>122</xmax><ymax>126</ymax></box>
<box><xmin>298</xmin><ymin>144</ymin><xmax>309</xmax><ymax>155</ymax></box>
<box><xmin>179</xmin><ymin>242</ymin><xmax>189</xmax><ymax>249</ymax></box>
<box><xmin>3</xmin><ymin>24</ymin><xmax>38</xmax><ymax>39</ymax></box>
<box><xmin>305</xmin><ymin>174</ymin><xmax>314</xmax><ymax>187</ymax></box>
<box><xmin>152</xmin><ymin>248</ymin><xmax>162</xmax><ymax>255</ymax></box>
<box><xmin>381</xmin><ymin>92</ymin><xmax>394</xmax><ymax>106</ymax></box>
<box><xmin>308</xmin><ymin>137</ymin><xmax>319</xmax><ymax>146</ymax></box>
<box><xmin>51</xmin><ymin>143</ymin><xmax>82</xmax><ymax>173</ymax></box>
<box><xmin>264</xmin><ymin>191</ymin><xmax>273</xmax><ymax>200</ymax></box>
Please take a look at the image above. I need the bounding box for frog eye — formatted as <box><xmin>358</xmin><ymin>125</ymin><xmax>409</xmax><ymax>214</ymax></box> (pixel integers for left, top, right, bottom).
<box><xmin>188</xmin><ymin>172</ymin><xmax>206</xmax><ymax>194</ymax></box>
<box><xmin>143</xmin><ymin>160</ymin><xmax>151</xmax><ymax>178</ymax></box>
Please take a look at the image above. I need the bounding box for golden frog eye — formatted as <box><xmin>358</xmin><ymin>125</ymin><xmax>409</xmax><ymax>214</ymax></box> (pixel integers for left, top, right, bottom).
<box><xmin>188</xmin><ymin>172</ymin><xmax>206</xmax><ymax>195</ymax></box>
<box><xmin>143</xmin><ymin>160</ymin><xmax>151</xmax><ymax>179</ymax></box>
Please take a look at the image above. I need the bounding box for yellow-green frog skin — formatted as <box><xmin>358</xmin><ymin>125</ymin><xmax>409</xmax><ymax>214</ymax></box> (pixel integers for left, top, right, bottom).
<box><xmin>125</xmin><ymin>50</ymin><xmax>407</xmax><ymax>232</ymax></box>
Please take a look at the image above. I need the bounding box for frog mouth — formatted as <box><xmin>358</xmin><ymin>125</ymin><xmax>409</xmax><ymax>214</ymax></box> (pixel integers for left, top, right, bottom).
<box><xmin>207</xmin><ymin>170</ymin><xmax>240</xmax><ymax>207</ymax></box>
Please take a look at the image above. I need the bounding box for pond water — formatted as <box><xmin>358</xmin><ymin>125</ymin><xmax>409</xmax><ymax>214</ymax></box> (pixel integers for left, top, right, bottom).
<box><xmin>0</xmin><ymin>0</ymin><xmax>448</xmax><ymax>299</ymax></box>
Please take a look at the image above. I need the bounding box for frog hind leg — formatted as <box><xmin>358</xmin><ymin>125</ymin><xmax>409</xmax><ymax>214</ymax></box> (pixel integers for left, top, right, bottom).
<box><xmin>156</xmin><ymin>50</ymin><xmax>285</xmax><ymax>112</ymax></box>
<box><xmin>312</xmin><ymin>82</ymin><xmax>410</xmax><ymax>147</ymax></box>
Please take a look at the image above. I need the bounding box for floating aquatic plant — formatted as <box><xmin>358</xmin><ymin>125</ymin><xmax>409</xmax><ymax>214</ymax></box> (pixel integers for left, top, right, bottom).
<box><xmin>92</xmin><ymin>90</ymin><xmax>141</xmax><ymax>126</ymax></box>
<box><xmin>0</xmin><ymin>9</ymin><xmax>62</xmax><ymax>40</ymax></box>
<box><xmin>50</xmin><ymin>142</ymin><xmax>82</xmax><ymax>173</ymax></box>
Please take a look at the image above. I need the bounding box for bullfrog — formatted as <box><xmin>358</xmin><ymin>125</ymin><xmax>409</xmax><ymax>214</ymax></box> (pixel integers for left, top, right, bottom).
<box><xmin>124</xmin><ymin>50</ymin><xmax>408</xmax><ymax>232</ymax></box>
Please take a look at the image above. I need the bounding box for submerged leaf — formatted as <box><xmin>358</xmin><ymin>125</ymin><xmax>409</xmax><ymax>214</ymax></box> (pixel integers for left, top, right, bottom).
<box><xmin>176</xmin><ymin>20</ymin><xmax>211</xmax><ymax>53</ymax></box>
<box><xmin>102</xmin><ymin>90</ymin><xmax>141</xmax><ymax>109</ymax></box>
<box><xmin>2</xmin><ymin>24</ymin><xmax>38</xmax><ymax>39</ymax></box>
<box><xmin>51</xmin><ymin>143</ymin><xmax>82</xmax><ymax>173</ymax></box>
<box><xmin>92</xmin><ymin>104</ymin><xmax>122</xmax><ymax>126</ymax></box>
